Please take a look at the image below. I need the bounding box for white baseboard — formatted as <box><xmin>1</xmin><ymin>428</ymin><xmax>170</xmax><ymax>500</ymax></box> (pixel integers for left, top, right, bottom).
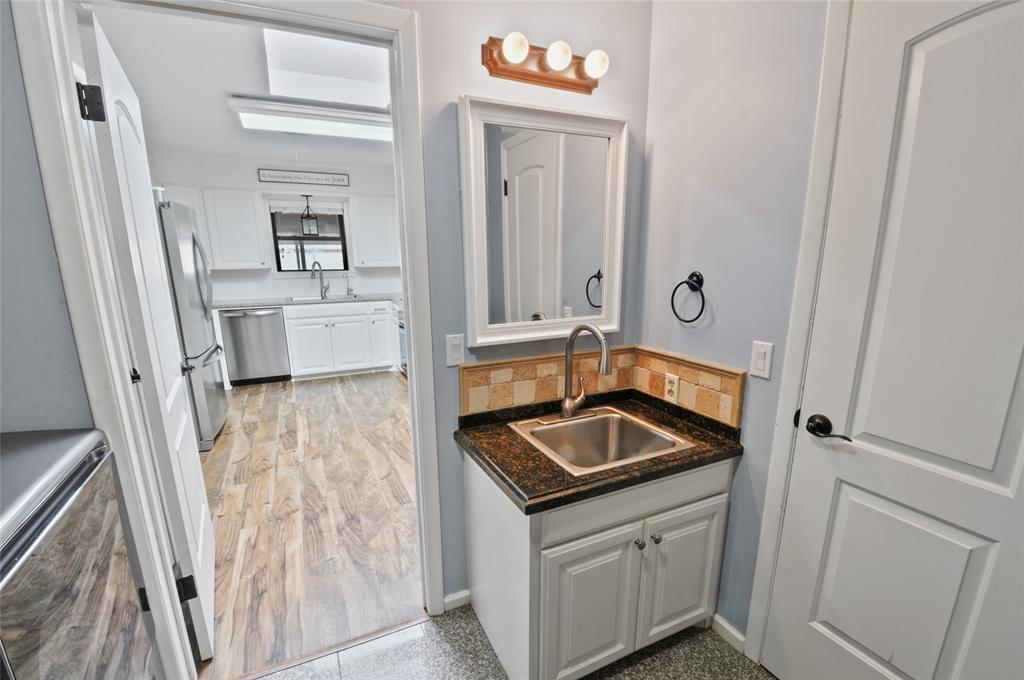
<box><xmin>443</xmin><ymin>589</ymin><xmax>471</xmax><ymax>611</ymax></box>
<box><xmin>711</xmin><ymin>613</ymin><xmax>746</xmax><ymax>653</ymax></box>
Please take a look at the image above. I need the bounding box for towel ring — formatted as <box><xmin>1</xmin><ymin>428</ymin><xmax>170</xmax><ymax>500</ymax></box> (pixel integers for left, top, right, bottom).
<box><xmin>671</xmin><ymin>271</ymin><xmax>705</xmax><ymax>323</ymax></box>
<box><xmin>585</xmin><ymin>269</ymin><xmax>604</xmax><ymax>309</ymax></box>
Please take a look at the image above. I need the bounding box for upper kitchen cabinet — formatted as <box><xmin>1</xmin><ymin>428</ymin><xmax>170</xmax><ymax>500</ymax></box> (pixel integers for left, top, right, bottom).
<box><xmin>350</xmin><ymin>196</ymin><xmax>401</xmax><ymax>268</ymax></box>
<box><xmin>202</xmin><ymin>188</ymin><xmax>269</xmax><ymax>270</ymax></box>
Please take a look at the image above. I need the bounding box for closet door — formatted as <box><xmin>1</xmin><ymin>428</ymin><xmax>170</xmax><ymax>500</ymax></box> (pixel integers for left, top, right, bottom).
<box><xmin>635</xmin><ymin>494</ymin><xmax>729</xmax><ymax>650</ymax></box>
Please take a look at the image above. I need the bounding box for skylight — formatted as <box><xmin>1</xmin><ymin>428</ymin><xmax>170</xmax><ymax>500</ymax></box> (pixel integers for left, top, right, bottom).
<box><xmin>227</xmin><ymin>97</ymin><xmax>393</xmax><ymax>142</ymax></box>
<box><xmin>263</xmin><ymin>29</ymin><xmax>390</xmax><ymax>109</ymax></box>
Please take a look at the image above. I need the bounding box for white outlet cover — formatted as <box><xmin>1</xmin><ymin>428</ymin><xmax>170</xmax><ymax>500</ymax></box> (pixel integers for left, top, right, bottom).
<box><xmin>445</xmin><ymin>333</ymin><xmax>465</xmax><ymax>367</ymax></box>
<box><xmin>664</xmin><ymin>373</ymin><xmax>680</xmax><ymax>402</ymax></box>
<box><xmin>750</xmin><ymin>341</ymin><xmax>774</xmax><ymax>379</ymax></box>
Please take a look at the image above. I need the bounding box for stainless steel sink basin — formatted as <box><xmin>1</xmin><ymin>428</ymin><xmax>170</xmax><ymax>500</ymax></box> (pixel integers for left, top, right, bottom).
<box><xmin>509</xmin><ymin>406</ymin><xmax>694</xmax><ymax>476</ymax></box>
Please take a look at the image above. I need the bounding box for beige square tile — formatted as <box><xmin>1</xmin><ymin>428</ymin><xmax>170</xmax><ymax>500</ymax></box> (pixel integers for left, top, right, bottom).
<box><xmin>513</xmin><ymin>380</ymin><xmax>536</xmax><ymax>405</ymax></box>
<box><xmin>615</xmin><ymin>352</ymin><xmax>636</xmax><ymax>368</ymax></box>
<box><xmin>679</xmin><ymin>382</ymin><xmax>698</xmax><ymax>409</ymax></box>
<box><xmin>616</xmin><ymin>367</ymin><xmax>632</xmax><ymax>388</ymax></box>
<box><xmin>649</xmin><ymin>358</ymin><xmax>668</xmax><ymax>374</ymax></box>
<box><xmin>637</xmin><ymin>354</ymin><xmax>653</xmax><ymax>370</ymax></box>
<box><xmin>598</xmin><ymin>372</ymin><xmax>618</xmax><ymax>392</ymax></box>
<box><xmin>696</xmin><ymin>386</ymin><xmax>721</xmax><ymax>419</ymax></box>
<box><xmin>489</xmin><ymin>383</ymin><xmax>513</xmax><ymax>409</ymax></box>
<box><xmin>649</xmin><ymin>372</ymin><xmax>665</xmax><ymax>397</ymax></box>
<box><xmin>699</xmin><ymin>372</ymin><xmax>722</xmax><ymax>391</ymax></box>
<box><xmin>719</xmin><ymin>394</ymin><xmax>734</xmax><ymax>424</ymax></box>
<box><xmin>537</xmin><ymin>362</ymin><xmax>558</xmax><ymax>378</ymax></box>
<box><xmin>536</xmin><ymin>376</ymin><xmax>558</xmax><ymax>401</ymax></box>
<box><xmin>556</xmin><ymin>380</ymin><xmax>566</xmax><ymax>398</ymax></box>
<box><xmin>463</xmin><ymin>370</ymin><xmax>490</xmax><ymax>388</ymax></box>
<box><xmin>512</xmin><ymin>364</ymin><xmax>537</xmax><ymax>381</ymax></box>
<box><xmin>490</xmin><ymin>368</ymin><xmax>513</xmax><ymax>384</ymax></box>
<box><xmin>677</xmin><ymin>365</ymin><xmax>700</xmax><ymax>384</ymax></box>
<box><xmin>579</xmin><ymin>357</ymin><xmax>599</xmax><ymax>372</ymax></box>
<box><xmin>635</xmin><ymin>367</ymin><xmax>651</xmax><ymax>392</ymax></box>
<box><xmin>467</xmin><ymin>386</ymin><xmax>490</xmax><ymax>413</ymax></box>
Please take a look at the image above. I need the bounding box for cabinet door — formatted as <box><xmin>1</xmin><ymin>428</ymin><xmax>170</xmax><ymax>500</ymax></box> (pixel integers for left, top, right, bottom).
<box><xmin>330</xmin><ymin>316</ymin><xmax>370</xmax><ymax>370</ymax></box>
<box><xmin>203</xmin><ymin>189</ymin><xmax>267</xmax><ymax>270</ymax></box>
<box><xmin>351</xmin><ymin>196</ymin><xmax>401</xmax><ymax>268</ymax></box>
<box><xmin>635</xmin><ymin>493</ymin><xmax>729</xmax><ymax>650</ymax></box>
<box><xmin>287</xmin><ymin>318</ymin><xmax>333</xmax><ymax>376</ymax></box>
<box><xmin>539</xmin><ymin>520</ymin><xmax>643</xmax><ymax>680</ymax></box>
<box><xmin>368</xmin><ymin>312</ymin><xmax>392</xmax><ymax>367</ymax></box>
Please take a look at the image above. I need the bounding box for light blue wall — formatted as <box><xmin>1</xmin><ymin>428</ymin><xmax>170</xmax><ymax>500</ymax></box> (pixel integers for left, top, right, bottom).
<box><xmin>1</xmin><ymin>0</ymin><xmax>93</xmax><ymax>432</ymax></box>
<box><xmin>411</xmin><ymin>0</ymin><xmax>653</xmax><ymax>595</ymax></box>
<box><xmin>639</xmin><ymin>1</ymin><xmax>827</xmax><ymax>632</ymax></box>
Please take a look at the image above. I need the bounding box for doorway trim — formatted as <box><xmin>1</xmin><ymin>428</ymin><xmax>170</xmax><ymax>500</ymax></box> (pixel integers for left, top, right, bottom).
<box><xmin>742</xmin><ymin>0</ymin><xmax>852</xmax><ymax>662</ymax></box>
<box><xmin>11</xmin><ymin>1</ymin><xmax>443</xmax><ymax>677</ymax></box>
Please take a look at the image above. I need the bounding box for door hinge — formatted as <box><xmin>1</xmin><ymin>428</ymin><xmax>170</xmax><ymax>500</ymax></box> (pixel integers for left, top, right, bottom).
<box><xmin>175</xmin><ymin>574</ymin><xmax>198</xmax><ymax>603</ymax></box>
<box><xmin>793</xmin><ymin>407</ymin><xmax>801</xmax><ymax>428</ymax></box>
<box><xmin>137</xmin><ymin>587</ymin><xmax>150</xmax><ymax>612</ymax></box>
<box><xmin>503</xmin><ymin>179</ymin><xmax>508</xmax><ymax>196</ymax></box>
<box><xmin>75</xmin><ymin>82</ymin><xmax>106</xmax><ymax>122</ymax></box>
<box><xmin>130</xmin><ymin>367</ymin><xmax>142</xmax><ymax>384</ymax></box>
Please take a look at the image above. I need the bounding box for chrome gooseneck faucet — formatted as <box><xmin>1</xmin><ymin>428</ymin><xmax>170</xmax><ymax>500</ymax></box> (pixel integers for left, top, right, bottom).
<box><xmin>310</xmin><ymin>260</ymin><xmax>329</xmax><ymax>300</ymax></box>
<box><xmin>562</xmin><ymin>323</ymin><xmax>612</xmax><ymax>418</ymax></box>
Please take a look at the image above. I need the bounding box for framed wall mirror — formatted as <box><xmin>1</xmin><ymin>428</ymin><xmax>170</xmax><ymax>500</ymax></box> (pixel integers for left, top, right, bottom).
<box><xmin>458</xmin><ymin>96</ymin><xmax>628</xmax><ymax>347</ymax></box>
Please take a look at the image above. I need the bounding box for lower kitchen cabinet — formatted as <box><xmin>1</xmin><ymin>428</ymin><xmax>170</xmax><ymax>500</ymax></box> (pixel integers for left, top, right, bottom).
<box><xmin>368</xmin><ymin>313</ymin><xmax>392</xmax><ymax>367</ymax></box>
<box><xmin>464</xmin><ymin>456</ymin><xmax>734</xmax><ymax>680</ymax></box>
<box><xmin>287</xmin><ymin>318</ymin><xmax>335</xmax><ymax>375</ymax></box>
<box><xmin>284</xmin><ymin>302</ymin><xmax>394</xmax><ymax>376</ymax></box>
<box><xmin>330</xmin><ymin>316</ymin><xmax>370</xmax><ymax>370</ymax></box>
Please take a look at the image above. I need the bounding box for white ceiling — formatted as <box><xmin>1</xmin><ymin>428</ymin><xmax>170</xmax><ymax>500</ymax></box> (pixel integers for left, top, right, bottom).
<box><xmin>93</xmin><ymin>7</ymin><xmax>394</xmax><ymax>167</ymax></box>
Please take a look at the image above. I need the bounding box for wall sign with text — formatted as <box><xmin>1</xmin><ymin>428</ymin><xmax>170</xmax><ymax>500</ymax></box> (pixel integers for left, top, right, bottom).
<box><xmin>257</xmin><ymin>169</ymin><xmax>350</xmax><ymax>187</ymax></box>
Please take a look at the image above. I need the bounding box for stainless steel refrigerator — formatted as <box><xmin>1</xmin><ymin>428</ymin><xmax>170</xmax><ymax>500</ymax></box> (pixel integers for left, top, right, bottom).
<box><xmin>156</xmin><ymin>200</ymin><xmax>228</xmax><ymax>451</ymax></box>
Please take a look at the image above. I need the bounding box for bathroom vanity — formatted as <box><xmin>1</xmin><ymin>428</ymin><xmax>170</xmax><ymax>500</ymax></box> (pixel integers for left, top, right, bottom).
<box><xmin>456</xmin><ymin>392</ymin><xmax>742</xmax><ymax>680</ymax></box>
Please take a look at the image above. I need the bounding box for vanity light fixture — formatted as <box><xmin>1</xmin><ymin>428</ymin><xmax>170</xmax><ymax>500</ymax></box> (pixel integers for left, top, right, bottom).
<box><xmin>300</xmin><ymin>194</ymin><xmax>319</xmax><ymax>236</ymax></box>
<box><xmin>481</xmin><ymin>35</ymin><xmax>607</xmax><ymax>94</ymax></box>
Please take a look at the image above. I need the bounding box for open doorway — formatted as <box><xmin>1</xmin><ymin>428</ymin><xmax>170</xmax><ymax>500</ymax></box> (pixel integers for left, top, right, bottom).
<box><xmin>69</xmin><ymin>4</ymin><xmax>427</xmax><ymax>678</ymax></box>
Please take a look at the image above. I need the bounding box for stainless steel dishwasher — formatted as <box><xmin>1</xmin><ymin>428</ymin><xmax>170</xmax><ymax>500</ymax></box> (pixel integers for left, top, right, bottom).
<box><xmin>218</xmin><ymin>307</ymin><xmax>291</xmax><ymax>383</ymax></box>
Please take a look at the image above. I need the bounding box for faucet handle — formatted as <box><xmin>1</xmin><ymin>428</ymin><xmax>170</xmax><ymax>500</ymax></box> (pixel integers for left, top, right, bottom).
<box><xmin>574</xmin><ymin>375</ymin><xmax>586</xmax><ymax>401</ymax></box>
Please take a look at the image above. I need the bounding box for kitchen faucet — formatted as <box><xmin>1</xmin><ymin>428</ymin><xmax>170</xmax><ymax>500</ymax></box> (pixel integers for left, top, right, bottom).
<box><xmin>562</xmin><ymin>323</ymin><xmax>612</xmax><ymax>418</ymax></box>
<box><xmin>310</xmin><ymin>261</ymin><xmax>329</xmax><ymax>300</ymax></box>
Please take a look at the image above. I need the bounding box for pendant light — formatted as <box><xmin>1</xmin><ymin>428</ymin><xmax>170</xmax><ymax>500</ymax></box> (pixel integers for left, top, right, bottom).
<box><xmin>300</xmin><ymin>194</ymin><xmax>319</xmax><ymax>236</ymax></box>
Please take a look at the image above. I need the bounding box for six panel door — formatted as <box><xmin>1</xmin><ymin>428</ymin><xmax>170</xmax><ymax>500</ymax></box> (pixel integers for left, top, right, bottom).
<box><xmin>635</xmin><ymin>493</ymin><xmax>729</xmax><ymax>650</ymax></box>
<box><xmin>539</xmin><ymin>520</ymin><xmax>643</xmax><ymax>680</ymax></box>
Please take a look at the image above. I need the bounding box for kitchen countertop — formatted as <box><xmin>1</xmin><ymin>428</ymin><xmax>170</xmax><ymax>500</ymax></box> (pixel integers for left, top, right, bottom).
<box><xmin>213</xmin><ymin>293</ymin><xmax>401</xmax><ymax>310</ymax></box>
<box><xmin>454</xmin><ymin>389</ymin><xmax>743</xmax><ymax>515</ymax></box>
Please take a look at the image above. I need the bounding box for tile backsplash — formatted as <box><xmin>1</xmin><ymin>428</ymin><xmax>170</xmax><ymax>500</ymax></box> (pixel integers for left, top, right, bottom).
<box><xmin>459</xmin><ymin>345</ymin><xmax>745</xmax><ymax>428</ymax></box>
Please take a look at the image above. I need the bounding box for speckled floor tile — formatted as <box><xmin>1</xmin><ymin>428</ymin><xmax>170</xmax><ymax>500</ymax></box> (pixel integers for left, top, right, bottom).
<box><xmin>263</xmin><ymin>607</ymin><xmax>774</xmax><ymax>680</ymax></box>
<box><xmin>259</xmin><ymin>654</ymin><xmax>341</xmax><ymax>680</ymax></box>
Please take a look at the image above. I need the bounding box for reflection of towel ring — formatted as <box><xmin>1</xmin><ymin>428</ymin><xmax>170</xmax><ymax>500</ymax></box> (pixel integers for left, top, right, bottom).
<box><xmin>585</xmin><ymin>269</ymin><xmax>603</xmax><ymax>309</ymax></box>
<box><xmin>671</xmin><ymin>271</ymin><xmax>705</xmax><ymax>323</ymax></box>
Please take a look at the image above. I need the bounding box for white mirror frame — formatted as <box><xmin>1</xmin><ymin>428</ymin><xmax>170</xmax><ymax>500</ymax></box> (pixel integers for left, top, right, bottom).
<box><xmin>458</xmin><ymin>95</ymin><xmax>628</xmax><ymax>347</ymax></box>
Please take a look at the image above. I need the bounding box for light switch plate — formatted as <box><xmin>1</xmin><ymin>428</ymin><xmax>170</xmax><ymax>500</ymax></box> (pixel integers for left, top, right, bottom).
<box><xmin>445</xmin><ymin>334</ymin><xmax>465</xmax><ymax>367</ymax></box>
<box><xmin>750</xmin><ymin>341</ymin><xmax>774</xmax><ymax>379</ymax></box>
<box><xmin>664</xmin><ymin>373</ymin><xmax>679</xmax><ymax>402</ymax></box>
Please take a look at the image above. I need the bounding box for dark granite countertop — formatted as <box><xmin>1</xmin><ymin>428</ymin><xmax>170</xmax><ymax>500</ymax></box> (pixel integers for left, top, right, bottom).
<box><xmin>454</xmin><ymin>390</ymin><xmax>743</xmax><ymax>515</ymax></box>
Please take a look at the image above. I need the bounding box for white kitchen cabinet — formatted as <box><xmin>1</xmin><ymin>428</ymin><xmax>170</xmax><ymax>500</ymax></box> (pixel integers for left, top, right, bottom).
<box><xmin>202</xmin><ymin>189</ymin><xmax>268</xmax><ymax>270</ymax></box>
<box><xmin>287</xmin><ymin>318</ymin><xmax>334</xmax><ymax>375</ymax></box>
<box><xmin>635</xmin><ymin>494</ymin><xmax>729</xmax><ymax>649</ymax></box>
<box><xmin>330</xmin><ymin>316</ymin><xmax>370</xmax><ymax>370</ymax></box>
<box><xmin>351</xmin><ymin>196</ymin><xmax>401</xmax><ymax>268</ymax></box>
<box><xmin>539</xmin><ymin>521</ymin><xmax>644</xmax><ymax>680</ymax></box>
<box><xmin>368</xmin><ymin>312</ymin><xmax>393</xmax><ymax>367</ymax></box>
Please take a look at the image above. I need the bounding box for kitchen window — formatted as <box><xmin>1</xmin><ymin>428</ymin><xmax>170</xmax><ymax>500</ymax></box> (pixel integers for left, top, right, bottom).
<box><xmin>270</xmin><ymin>200</ymin><xmax>349</xmax><ymax>272</ymax></box>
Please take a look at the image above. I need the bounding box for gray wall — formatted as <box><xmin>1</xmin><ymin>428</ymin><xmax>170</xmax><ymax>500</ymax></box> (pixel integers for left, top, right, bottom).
<box><xmin>411</xmin><ymin>0</ymin><xmax>653</xmax><ymax>595</ymax></box>
<box><xmin>1</xmin><ymin>0</ymin><xmax>93</xmax><ymax>432</ymax></box>
<box><xmin>638</xmin><ymin>1</ymin><xmax>826</xmax><ymax>632</ymax></box>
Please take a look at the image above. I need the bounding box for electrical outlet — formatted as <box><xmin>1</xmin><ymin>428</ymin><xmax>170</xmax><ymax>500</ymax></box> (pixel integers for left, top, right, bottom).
<box><xmin>664</xmin><ymin>373</ymin><xmax>679</xmax><ymax>402</ymax></box>
<box><xmin>445</xmin><ymin>334</ymin><xmax>465</xmax><ymax>367</ymax></box>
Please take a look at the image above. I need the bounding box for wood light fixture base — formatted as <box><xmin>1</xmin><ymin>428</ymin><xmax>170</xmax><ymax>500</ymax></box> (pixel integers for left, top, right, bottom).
<box><xmin>481</xmin><ymin>36</ymin><xmax>598</xmax><ymax>95</ymax></box>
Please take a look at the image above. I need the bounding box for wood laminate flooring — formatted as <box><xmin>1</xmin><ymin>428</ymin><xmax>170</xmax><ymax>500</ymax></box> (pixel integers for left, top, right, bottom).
<box><xmin>198</xmin><ymin>372</ymin><xmax>423</xmax><ymax>680</ymax></box>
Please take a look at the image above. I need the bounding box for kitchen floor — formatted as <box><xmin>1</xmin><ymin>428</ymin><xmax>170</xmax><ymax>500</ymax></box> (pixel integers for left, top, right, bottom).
<box><xmin>199</xmin><ymin>372</ymin><xmax>422</xmax><ymax>680</ymax></box>
<box><xmin>258</xmin><ymin>606</ymin><xmax>775</xmax><ymax>680</ymax></box>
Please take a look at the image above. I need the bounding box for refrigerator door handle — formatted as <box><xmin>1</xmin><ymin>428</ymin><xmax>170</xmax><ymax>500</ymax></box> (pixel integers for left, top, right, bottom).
<box><xmin>202</xmin><ymin>344</ymin><xmax>224</xmax><ymax>366</ymax></box>
<box><xmin>191</xmin><ymin>230</ymin><xmax>214</xmax><ymax>317</ymax></box>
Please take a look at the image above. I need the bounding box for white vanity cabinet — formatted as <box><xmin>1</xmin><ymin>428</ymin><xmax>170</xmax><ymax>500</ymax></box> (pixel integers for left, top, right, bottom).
<box><xmin>284</xmin><ymin>302</ymin><xmax>392</xmax><ymax>376</ymax></box>
<box><xmin>202</xmin><ymin>189</ymin><xmax>268</xmax><ymax>270</ymax></box>
<box><xmin>464</xmin><ymin>455</ymin><xmax>734</xmax><ymax>680</ymax></box>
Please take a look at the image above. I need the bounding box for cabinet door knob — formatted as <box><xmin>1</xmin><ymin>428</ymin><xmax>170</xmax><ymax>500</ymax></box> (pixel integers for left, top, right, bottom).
<box><xmin>634</xmin><ymin>538</ymin><xmax>646</xmax><ymax>551</ymax></box>
<box><xmin>650</xmin><ymin>533</ymin><xmax>662</xmax><ymax>545</ymax></box>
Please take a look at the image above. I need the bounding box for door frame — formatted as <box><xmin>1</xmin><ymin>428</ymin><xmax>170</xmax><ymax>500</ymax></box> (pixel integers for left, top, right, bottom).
<box><xmin>10</xmin><ymin>1</ymin><xmax>444</xmax><ymax>678</ymax></box>
<box><xmin>742</xmin><ymin>0</ymin><xmax>853</xmax><ymax>662</ymax></box>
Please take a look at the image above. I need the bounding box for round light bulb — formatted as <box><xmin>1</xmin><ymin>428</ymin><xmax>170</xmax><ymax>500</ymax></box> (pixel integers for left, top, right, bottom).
<box><xmin>545</xmin><ymin>40</ymin><xmax>573</xmax><ymax>72</ymax></box>
<box><xmin>501</xmin><ymin>32</ymin><xmax>529</xmax><ymax>65</ymax></box>
<box><xmin>584</xmin><ymin>49</ymin><xmax>609</xmax><ymax>79</ymax></box>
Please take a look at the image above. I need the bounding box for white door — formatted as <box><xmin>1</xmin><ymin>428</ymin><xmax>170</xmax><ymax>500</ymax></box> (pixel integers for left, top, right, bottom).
<box><xmin>287</xmin><ymin>318</ymin><xmax>334</xmax><ymax>376</ymax></box>
<box><xmin>368</xmin><ymin>313</ymin><xmax>392</xmax><ymax>367</ymax></box>
<box><xmin>763</xmin><ymin>3</ymin><xmax>1022</xmax><ymax>679</ymax></box>
<box><xmin>539</xmin><ymin>521</ymin><xmax>643</xmax><ymax>680</ymax></box>
<box><xmin>635</xmin><ymin>494</ymin><xmax>729</xmax><ymax>650</ymax></box>
<box><xmin>502</xmin><ymin>130</ymin><xmax>563</xmax><ymax>322</ymax></box>
<box><xmin>352</xmin><ymin>196</ymin><xmax>401</xmax><ymax>267</ymax></box>
<box><xmin>330</xmin><ymin>316</ymin><xmax>370</xmax><ymax>370</ymax></box>
<box><xmin>202</xmin><ymin>189</ymin><xmax>267</xmax><ymax>270</ymax></box>
<box><xmin>80</xmin><ymin>16</ymin><xmax>216</xmax><ymax>659</ymax></box>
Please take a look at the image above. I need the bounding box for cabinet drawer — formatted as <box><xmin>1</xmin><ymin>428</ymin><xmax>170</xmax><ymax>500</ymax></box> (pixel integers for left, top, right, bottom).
<box><xmin>284</xmin><ymin>302</ymin><xmax>370</xmax><ymax>320</ymax></box>
<box><xmin>539</xmin><ymin>459</ymin><xmax>733</xmax><ymax>549</ymax></box>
